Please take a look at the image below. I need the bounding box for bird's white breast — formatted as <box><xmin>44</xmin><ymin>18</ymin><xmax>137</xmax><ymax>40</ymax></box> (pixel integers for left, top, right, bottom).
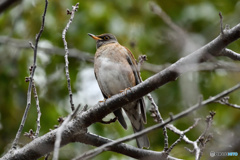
<box><xmin>94</xmin><ymin>44</ymin><xmax>134</xmax><ymax>97</ymax></box>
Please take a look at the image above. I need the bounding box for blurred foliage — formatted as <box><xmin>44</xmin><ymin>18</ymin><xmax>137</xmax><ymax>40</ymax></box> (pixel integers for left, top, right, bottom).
<box><xmin>0</xmin><ymin>0</ymin><xmax>240</xmax><ymax>160</ymax></box>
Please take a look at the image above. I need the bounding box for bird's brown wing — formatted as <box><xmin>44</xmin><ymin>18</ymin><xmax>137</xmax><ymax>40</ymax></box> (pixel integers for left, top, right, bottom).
<box><xmin>124</xmin><ymin>46</ymin><xmax>147</xmax><ymax>123</ymax></box>
<box><xmin>94</xmin><ymin>68</ymin><xmax>127</xmax><ymax>129</ymax></box>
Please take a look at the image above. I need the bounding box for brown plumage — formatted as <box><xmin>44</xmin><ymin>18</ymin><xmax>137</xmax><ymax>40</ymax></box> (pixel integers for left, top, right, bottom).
<box><xmin>88</xmin><ymin>33</ymin><xmax>149</xmax><ymax>148</ymax></box>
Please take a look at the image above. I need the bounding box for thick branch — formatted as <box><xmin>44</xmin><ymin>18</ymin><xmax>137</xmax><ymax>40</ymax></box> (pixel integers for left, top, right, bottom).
<box><xmin>53</xmin><ymin>105</ymin><xmax>80</xmax><ymax>160</ymax></box>
<box><xmin>73</xmin><ymin>133</ymin><xmax>179</xmax><ymax>160</ymax></box>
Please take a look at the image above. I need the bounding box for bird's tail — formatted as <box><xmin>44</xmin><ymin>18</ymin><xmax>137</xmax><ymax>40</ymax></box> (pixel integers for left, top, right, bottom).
<box><xmin>125</xmin><ymin>101</ymin><xmax>150</xmax><ymax>148</ymax></box>
<box><xmin>131</xmin><ymin>120</ymin><xmax>150</xmax><ymax>148</ymax></box>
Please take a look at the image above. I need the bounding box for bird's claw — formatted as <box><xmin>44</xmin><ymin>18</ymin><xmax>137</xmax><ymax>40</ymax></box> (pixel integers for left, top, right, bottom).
<box><xmin>120</xmin><ymin>87</ymin><xmax>131</xmax><ymax>95</ymax></box>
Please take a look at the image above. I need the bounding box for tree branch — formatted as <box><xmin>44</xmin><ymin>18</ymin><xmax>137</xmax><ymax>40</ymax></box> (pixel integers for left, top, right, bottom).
<box><xmin>0</xmin><ymin>36</ymin><xmax>94</xmax><ymax>62</ymax></box>
<box><xmin>62</xmin><ymin>2</ymin><xmax>79</xmax><ymax>112</ymax></box>
<box><xmin>149</xmin><ymin>1</ymin><xmax>186</xmax><ymax>38</ymax></box>
<box><xmin>32</xmin><ymin>80</ymin><xmax>41</xmax><ymax>138</ymax></box>
<box><xmin>215</xmin><ymin>96</ymin><xmax>240</xmax><ymax>109</ymax></box>
<box><xmin>142</xmin><ymin>60</ymin><xmax>240</xmax><ymax>73</ymax></box>
<box><xmin>219</xmin><ymin>48</ymin><xmax>240</xmax><ymax>61</ymax></box>
<box><xmin>73</xmin><ymin>82</ymin><xmax>240</xmax><ymax>160</ymax></box>
<box><xmin>166</xmin><ymin>118</ymin><xmax>200</xmax><ymax>154</ymax></box>
<box><xmin>52</xmin><ymin>105</ymin><xmax>80</xmax><ymax>160</ymax></box>
<box><xmin>147</xmin><ymin>93</ymin><xmax>169</xmax><ymax>151</ymax></box>
<box><xmin>11</xmin><ymin>0</ymin><xmax>48</xmax><ymax>149</ymax></box>
<box><xmin>73</xmin><ymin>133</ymin><xmax>179</xmax><ymax>160</ymax></box>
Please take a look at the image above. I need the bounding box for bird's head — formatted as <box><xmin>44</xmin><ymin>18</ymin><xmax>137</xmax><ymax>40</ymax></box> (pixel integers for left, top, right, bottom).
<box><xmin>88</xmin><ymin>33</ymin><xmax>118</xmax><ymax>48</ymax></box>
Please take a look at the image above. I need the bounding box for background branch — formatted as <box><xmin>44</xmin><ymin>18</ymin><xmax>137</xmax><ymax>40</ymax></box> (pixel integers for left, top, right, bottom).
<box><xmin>1</xmin><ymin>36</ymin><xmax>240</xmax><ymax>74</ymax></box>
<box><xmin>0</xmin><ymin>0</ymin><xmax>21</xmax><ymax>13</ymax></box>
<box><xmin>0</xmin><ymin>36</ymin><xmax>94</xmax><ymax>62</ymax></box>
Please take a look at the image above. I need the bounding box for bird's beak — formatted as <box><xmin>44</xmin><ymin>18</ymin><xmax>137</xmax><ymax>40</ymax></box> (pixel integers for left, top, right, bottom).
<box><xmin>88</xmin><ymin>33</ymin><xmax>102</xmax><ymax>40</ymax></box>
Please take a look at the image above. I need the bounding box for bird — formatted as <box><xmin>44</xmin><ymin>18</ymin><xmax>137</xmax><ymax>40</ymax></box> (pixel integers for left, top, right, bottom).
<box><xmin>88</xmin><ymin>33</ymin><xmax>149</xmax><ymax>148</ymax></box>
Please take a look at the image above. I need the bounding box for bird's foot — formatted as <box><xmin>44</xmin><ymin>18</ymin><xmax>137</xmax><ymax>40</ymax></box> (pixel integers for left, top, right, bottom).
<box><xmin>99</xmin><ymin>98</ymin><xmax>107</xmax><ymax>103</ymax></box>
<box><xmin>120</xmin><ymin>87</ymin><xmax>131</xmax><ymax>95</ymax></box>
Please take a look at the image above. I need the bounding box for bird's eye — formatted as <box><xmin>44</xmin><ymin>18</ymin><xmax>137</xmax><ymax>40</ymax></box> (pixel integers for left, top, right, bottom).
<box><xmin>103</xmin><ymin>36</ymin><xmax>109</xmax><ymax>40</ymax></box>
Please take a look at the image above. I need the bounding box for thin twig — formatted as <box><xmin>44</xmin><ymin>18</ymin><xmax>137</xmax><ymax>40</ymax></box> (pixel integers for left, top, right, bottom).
<box><xmin>73</xmin><ymin>82</ymin><xmax>240</xmax><ymax>160</ymax></box>
<box><xmin>137</xmin><ymin>55</ymin><xmax>147</xmax><ymax>72</ymax></box>
<box><xmin>219</xmin><ymin>48</ymin><xmax>240</xmax><ymax>61</ymax></box>
<box><xmin>52</xmin><ymin>105</ymin><xmax>81</xmax><ymax>160</ymax></box>
<box><xmin>44</xmin><ymin>153</ymin><xmax>50</xmax><ymax>160</ymax></box>
<box><xmin>167</xmin><ymin>124</ymin><xmax>196</xmax><ymax>145</ymax></box>
<box><xmin>215</xmin><ymin>96</ymin><xmax>240</xmax><ymax>109</ymax></box>
<box><xmin>24</xmin><ymin>129</ymin><xmax>35</xmax><ymax>140</ymax></box>
<box><xmin>162</xmin><ymin>127</ymin><xmax>169</xmax><ymax>151</ymax></box>
<box><xmin>195</xmin><ymin>111</ymin><xmax>215</xmax><ymax>160</ymax></box>
<box><xmin>148</xmin><ymin>94</ymin><xmax>162</xmax><ymax>123</ymax></box>
<box><xmin>149</xmin><ymin>1</ymin><xmax>185</xmax><ymax>37</ymax></box>
<box><xmin>223</xmin><ymin>102</ymin><xmax>240</xmax><ymax>109</ymax></box>
<box><xmin>167</xmin><ymin>134</ymin><xmax>184</xmax><ymax>154</ymax></box>
<box><xmin>26</xmin><ymin>64</ymin><xmax>42</xmax><ymax>138</ymax></box>
<box><xmin>183</xmin><ymin>118</ymin><xmax>201</xmax><ymax>133</ymax></box>
<box><xmin>147</xmin><ymin>93</ymin><xmax>169</xmax><ymax>150</ymax></box>
<box><xmin>138</xmin><ymin>55</ymin><xmax>169</xmax><ymax>150</ymax></box>
<box><xmin>147</xmin><ymin>94</ymin><xmax>169</xmax><ymax>150</ymax></box>
<box><xmin>11</xmin><ymin>0</ymin><xmax>48</xmax><ymax>149</ymax></box>
<box><xmin>62</xmin><ymin>2</ymin><xmax>79</xmax><ymax>112</ymax></box>
<box><xmin>219</xmin><ymin>12</ymin><xmax>224</xmax><ymax>35</ymax></box>
<box><xmin>166</xmin><ymin>118</ymin><xmax>200</xmax><ymax>154</ymax></box>
<box><xmin>23</xmin><ymin>66</ymin><xmax>41</xmax><ymax>139</ymax></box>
<box><xmin>32</xmin><ymin>80</ymin><xmax>41</xmax><ymax>138</ymax></box>
<box><xmin>29</xmin><ymin>41</ymin><xmax>35</xmax><ymax>49</ymax></box>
